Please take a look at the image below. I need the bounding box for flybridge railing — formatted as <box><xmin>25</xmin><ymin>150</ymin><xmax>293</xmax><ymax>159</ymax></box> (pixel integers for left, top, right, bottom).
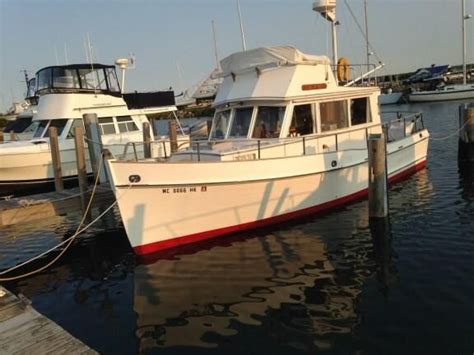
<box><xmin>332</xmin><ymin>63</ymin><xmax>383</xmax><ymax>87</ymax></box>
<box><xmin>117</xmin><ymin>113</ymin><xmax>425</xmax><ymax>162</ymax></box>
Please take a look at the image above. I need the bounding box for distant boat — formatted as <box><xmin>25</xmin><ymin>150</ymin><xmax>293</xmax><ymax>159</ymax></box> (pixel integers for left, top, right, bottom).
<box><xmin>379</xmin><ymin>89</ymin><xmax>403</xmax><ymax>105</ymax></box>
<box><xmin>409</xmin><ymin>0</ymin><xmax>473</xmax><ymax>102</ymax></box>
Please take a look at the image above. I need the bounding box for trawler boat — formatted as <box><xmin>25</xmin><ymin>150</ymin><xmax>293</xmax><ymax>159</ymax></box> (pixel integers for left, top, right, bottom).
<box><xmin>107</xmin><ymin>45</ymin><xmax>430</xmax><ymax>255</ymax></box>
<box><xmin>0</xmin><ymin>63</ymin><xmax>185</xmax><ymax>192</ymax></box>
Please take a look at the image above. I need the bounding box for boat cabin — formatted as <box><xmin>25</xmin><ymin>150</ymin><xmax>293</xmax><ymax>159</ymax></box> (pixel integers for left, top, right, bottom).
<box><xmin>172</xmin><ymin>46</ymin><xmax>381</xmax><ymax>162</ymax></box>
<box><xmin>25</xmin><ymin>64</ymin><xmax>177</xmax><ymax>142</ymax></box>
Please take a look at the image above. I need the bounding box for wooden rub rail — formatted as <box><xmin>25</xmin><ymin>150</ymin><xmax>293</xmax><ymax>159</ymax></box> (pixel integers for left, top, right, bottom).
<box><xmin>0</xmin><ymin>286</ymin><xmax>97</xmax><ymax>354</ymax></box>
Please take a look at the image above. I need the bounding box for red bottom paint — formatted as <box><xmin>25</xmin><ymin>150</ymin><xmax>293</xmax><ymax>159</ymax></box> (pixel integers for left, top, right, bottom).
<box><xmin>133</xmin><ymin>160</ymin><xmax>427</xmax><ymax>255</ymax></box>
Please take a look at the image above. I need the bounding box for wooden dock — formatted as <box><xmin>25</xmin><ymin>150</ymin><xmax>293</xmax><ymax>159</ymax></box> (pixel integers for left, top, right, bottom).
<box><xmin>0</xmin><ymin>286</ymin><xmax>97</xmax><ymax>354</ymax></box>
<box><xmin>0</xmin><ymin>185</ymin><xmax>115</xmax><ymax>227</ymax></box>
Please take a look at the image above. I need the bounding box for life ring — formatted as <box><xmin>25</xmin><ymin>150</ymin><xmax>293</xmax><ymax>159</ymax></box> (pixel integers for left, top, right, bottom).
<box><xmin>337</xmin><ymin>57</ymin><xmax>350</xmax><ymax>82</ymax></box>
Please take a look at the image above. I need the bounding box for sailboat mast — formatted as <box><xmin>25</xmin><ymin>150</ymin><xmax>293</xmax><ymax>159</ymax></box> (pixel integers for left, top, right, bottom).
<box><xmin>237</xmin><ymin>0</ymin><xmax>247</xmax><ymax>51</ymax></box>
<box><xmin>212</xmin><ymin>20</ymin><xmax>220</xmax><ymax>70</ymax></box>
<box><xmin>364</xmin><ymin>0</ymin><xmax>370</xmax><ymax>73</ymax></box>
<box><xmin>462</xmin><ymin>0</ymin><xmax>467</xmax><ymax>86</ymax></box>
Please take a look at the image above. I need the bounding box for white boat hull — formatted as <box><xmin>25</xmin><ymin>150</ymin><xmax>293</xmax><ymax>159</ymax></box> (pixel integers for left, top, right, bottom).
<box><xmin>0</xmin><ymin>135</ymin><xmax>189</xmax><ymax>187</ymax></box>
<box><xmin>409</xmin><ymin>86</ymin><xmax>474</xmax><ymax>102</ymax></box>
<box><xmin>108</xmin><ymin>132</ymin><xmax>429</xmax><ymax>255</ymax></box>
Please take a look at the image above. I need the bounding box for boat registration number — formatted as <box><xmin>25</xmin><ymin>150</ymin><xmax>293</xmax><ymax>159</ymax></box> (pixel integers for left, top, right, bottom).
<box><xmin>162</xmin><ymin>186</ymin><xmax>207</xmax><ymax>194</ymax></box>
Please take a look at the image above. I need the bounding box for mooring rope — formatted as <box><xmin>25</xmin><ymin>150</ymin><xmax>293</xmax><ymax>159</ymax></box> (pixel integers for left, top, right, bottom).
<box><xmin>428</xmin><ymin>119</ymin><xmax>469</xmax><ymax>141</ymax></box>
<box><xmin>0</xmin><ymin>154</ymin><xmax>132</xmax><ymax>282</ymax></box>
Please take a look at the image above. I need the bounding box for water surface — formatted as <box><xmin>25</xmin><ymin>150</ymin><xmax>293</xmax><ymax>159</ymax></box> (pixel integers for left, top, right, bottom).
<box><xmin>1</xmin><ymin>100</ymin><xmax>473</xmax><ymax>354</ymax></box>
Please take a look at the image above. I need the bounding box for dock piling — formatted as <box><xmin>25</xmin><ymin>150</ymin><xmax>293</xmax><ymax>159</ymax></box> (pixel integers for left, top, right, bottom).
<box><xmin>9</xmin><ymin>130</ymin><xmax>16</xmax><ymax>141</ymax></box>
<box><xmin>368</xmin><ymin>133</ymin><xmax>388</xmax><ymax>218</ymax></box>
<box><xmin>459</xmin><ymin>104</ymin><xmax>474</xmax><ymax>162</ymax></box>
<box><xmin>74</xmin><ymin>126</ymin><xmax>89</xmax><ymax>216</ymax></box>
<box><xmin>83</xmin><ymin>113</ymin><xmax>107</xmax><ymax>183</ymax></box>
<box><xmin>169</xmin><ymin>120</ymin><xmax>178</xmax><ymax>153</ymax></box>
<box><xmin>0</xmin><ymin>131</ymin><xmax>3</xmax><ymax>143</ymax></box>
<box><xmin>143</xmin><ymin>121</ymin><xmax>152</xmax><ymax>159</ymax></box>
<box><xmin>49</xmin><ymin>126</ymin><xmax>64</xmax><ymax>192</ymax></box>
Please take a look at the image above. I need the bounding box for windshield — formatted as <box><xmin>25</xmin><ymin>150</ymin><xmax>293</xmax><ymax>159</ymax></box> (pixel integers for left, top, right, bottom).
<box><xmin>229</xmin><ymin>107</ymin><xmax>253</xmax><ymax>138</ymax></box>
<box><xmin>33</xmin><ymin>120</ymin><xmax>49</xmax><ymax>138</ymax></box>
<box><xmin>210</xmin><ymin>110</ymin><xmax>231</xmax><ymax>139</ymax></box>
<box><xmin>252</xmin><ymin>106</ymin><xmax>285</xmax><ymax>138</ymax></box>
<box><xmin>33</xmin><ymin>119</ymin><xmax>69</xmax><ymax>138</ymax></box>
<box><xmin>2</xmin><ymin>117</ymin><xmax>32</xmax><ymax>133</ymax></box>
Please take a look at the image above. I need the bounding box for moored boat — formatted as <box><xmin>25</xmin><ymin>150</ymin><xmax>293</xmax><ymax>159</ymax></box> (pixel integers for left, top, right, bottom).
<box><xmin>409</xmin><ymin>0</ymin><xmax>473</xmax><ymax>102</ymax></box>
<box><xmin>0</xmin><ymin>62</ymin><xmax>186</xmax><ymax>193</ymax></box>
<box><xmin>107</xmin><ymin>45</ymin><xmax>429</xmax><ymax>255</ymax></box>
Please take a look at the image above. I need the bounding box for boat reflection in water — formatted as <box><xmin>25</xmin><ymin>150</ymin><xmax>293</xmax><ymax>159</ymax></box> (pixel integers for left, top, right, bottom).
<box><xmin>133</xmin><ymin>201</ymin><xmax>391</xmax><ymax>352</ymax></box>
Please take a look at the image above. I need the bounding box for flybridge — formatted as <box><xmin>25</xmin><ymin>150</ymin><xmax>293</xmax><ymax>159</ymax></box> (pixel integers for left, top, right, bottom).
<box><xmin>214</xmin><ymin>46</ymin><xmax>338</xmax><ymax>106</ymax></box>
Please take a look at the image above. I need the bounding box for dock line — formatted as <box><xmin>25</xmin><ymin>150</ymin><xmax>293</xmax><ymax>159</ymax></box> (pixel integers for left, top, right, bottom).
<box><xmin>429</xmin><ymin>119</ymin><xmax>469</xmax><ymax>141</ymax></box>
<box><xmin>0</xmin><ymin>156</ymin><xmax>133</xmax><ymax>282</ymax></box>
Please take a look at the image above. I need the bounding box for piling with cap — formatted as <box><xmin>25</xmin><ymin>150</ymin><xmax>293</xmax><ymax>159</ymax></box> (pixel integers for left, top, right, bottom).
<box><xmin>169</xmin><ymin>120</ymin><xmax>178</xmax><ymax>153</ymax></box>
<box><xmin>368</xmin><ymin>133</ymin><xmax>388</xmax><ymax>218</ymax></box>
<box><xmin>143</xmin><ymin>121</ymin><xmax>152</xmax><ymax>159</ymax></box>
<box><xmin>49</xmin><ymin>126</ymin><xmax>64</xmax><ymax>192</ymax></box>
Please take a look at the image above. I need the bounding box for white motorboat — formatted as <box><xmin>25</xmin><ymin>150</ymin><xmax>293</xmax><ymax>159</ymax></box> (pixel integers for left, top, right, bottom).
<box><xmin>107</xmin><ymin>44</ymin><xmax>429</xmax><ymax>255</ymax></box>
<box><xmin>409</xmin><ymin>0</ymin><xmax>473</xmax><ymax>102</ymax></box>
<box><xmin>409</xmin><ymin>83</ymin><xmax>474</xmax><ymax>102</ymax></box>
<box><xmin>0</xmin><ymin>63</ymin><xmax>187</xmax><ymax>191</ymax></box>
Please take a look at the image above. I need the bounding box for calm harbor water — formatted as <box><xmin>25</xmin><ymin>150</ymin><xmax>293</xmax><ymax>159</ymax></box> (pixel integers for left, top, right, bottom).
<box><xmin>1</xmin><ymin>100</ymin><xmax>473</xmax><ymax>354</ymax></box>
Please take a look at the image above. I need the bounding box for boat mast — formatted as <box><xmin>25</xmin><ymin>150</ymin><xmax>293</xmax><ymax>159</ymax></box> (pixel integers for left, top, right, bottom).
<box><xmin>364</xmin><ymin>0</ymin><xmax>370</xmax><ymax>73</ymax></box>
<box><xmin>462</xmin><ymin>0</ymin><xmax>471</xmax><ymax>85</ymax></box>
<box><xmin>237</xmin><ymin>0</ymin><xmax>247</xmax><ymax>51</ymax></box>
<box><xmin>212</xmin><ymin>20</ymin><xmax>221</xmax><ymax>70</ymax></box>
<box><xmin>313</xmin><ymin>1</ymin><xmax>339</xmax><ymax>82</ymax></box>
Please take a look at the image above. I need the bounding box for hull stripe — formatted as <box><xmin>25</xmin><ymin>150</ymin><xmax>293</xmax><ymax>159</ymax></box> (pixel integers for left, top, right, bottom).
<box><xmin>133</xmin><ymin>159</ymin><xmax>427</xmax><ymax>255</ymax></box>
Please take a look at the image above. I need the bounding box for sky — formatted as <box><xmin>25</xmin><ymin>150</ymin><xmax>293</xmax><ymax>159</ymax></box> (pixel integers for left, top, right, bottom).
<box><xmin>0</xmin><ymin>0</ymin><xmax>473</xmax><ymax>112</ymax></box>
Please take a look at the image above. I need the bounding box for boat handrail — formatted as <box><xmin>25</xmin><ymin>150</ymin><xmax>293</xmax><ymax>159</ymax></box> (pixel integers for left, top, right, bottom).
<box><xmin>117</xmin><ymin>113</ymin><xmax>424</xmax><ymax>162</ymax></box>
<box><xmin>331</xmin><ymin>63</ymin><xmax>380</xmax><ymax>86</ymax></box>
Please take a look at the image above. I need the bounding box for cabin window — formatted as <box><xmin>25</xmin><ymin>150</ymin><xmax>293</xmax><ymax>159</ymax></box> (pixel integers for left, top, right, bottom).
<box><xmin>106</xmin><ymin>68</ymin><xmax>120</xmax><ymax>92</ymax></box>
<box><xmin>229</xmin><ymin>107</ymin><xmax>253</xmax><ymax>138</ymax></box>
<box><xmin>350</xmin><ymin>98</ymin><xmax>370</xmax><ymax>126</ymax></box>
<box><xmin>210</xmin><ymin>110</ymin><xmax>231</xmax><ymax>139</ymax></box>
<box><xmin>33</xmin><ymin>121</ymin><xmax>49</xmax><ymax>138</ymax></box>
<box><xmin>252</xmin><ymin>106</ymin><xmax>285</xmax><ymax>138</ymax></box>
<box><xmin>67</xmin><ymin>119</ymin><xmax>85</xmax><ymax>139</ymax></box>
<box><xmin>78</xmin><ymin>69</ymin><xmax>100</xmax><ymax>90</ymax></box>
<box><xmin>43</xmin><ymin>119</ymin><xmax>69</xmax><ymax>137</ymax></box>
<box><xmin>99</xmin><ymin>117</ymin><xmax>116</xmax><ymax>135</ymax></box>
<box><xmin>320</xmin><ymin>100</ymin><xmax>348</xmax><ymax>132</ymax></box>
<box><xmin>289</xmin><ymin>104</ymin><xmax>315</xmax><ymax>136</ymax></box>
<box><xmin>52</xmin><ymin>68</ymin><xmax>80</xmax><ymax>89</ymax></box>
<box><xmin>36</xmin><ymin>68</ymin><xmax>52</xmax><ymax>93</ymax></box>
<box><xmin>117</xmin><ymin>116</ymin><xmax>139</xmax><ymax>133</ymax></box>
